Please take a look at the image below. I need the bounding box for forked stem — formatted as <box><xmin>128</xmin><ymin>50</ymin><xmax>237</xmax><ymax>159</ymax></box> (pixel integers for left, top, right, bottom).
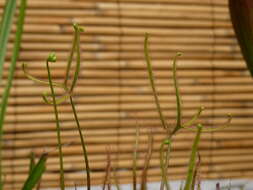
<box><xmin>144</xmin><ymin>33</ymin><xmax>169</xmax><ymax>130</ymax></box>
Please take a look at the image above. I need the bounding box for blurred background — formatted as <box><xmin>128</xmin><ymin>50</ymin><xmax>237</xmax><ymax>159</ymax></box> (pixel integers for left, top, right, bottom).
<box><xmin>1</xmin><ymin>0</ymin><xmax>253</xmax><ymax>189</ymax></box>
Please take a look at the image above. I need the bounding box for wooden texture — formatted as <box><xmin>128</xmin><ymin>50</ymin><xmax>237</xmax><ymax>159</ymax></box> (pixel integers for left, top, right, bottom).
<box><xmin>0</xmin><ymin>0</ymin><xmax>253</xmax><ymax>189</ymax></box>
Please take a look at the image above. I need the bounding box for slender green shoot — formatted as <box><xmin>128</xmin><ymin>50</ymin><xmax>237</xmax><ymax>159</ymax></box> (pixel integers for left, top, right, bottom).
<box><xmin>22</xmin><ymin>153</ymin><xmax>48</xmax><ymax>190</ymax></box>
<box><xmin>184</xmin><ymin>124</ymin><xmax>203</xmax><ymax>190</ymax></box>
<box><xmin>159</xmin><ymin>139</ymin><xmax>171</xmax><ymax>190</ymax></box>
<box><xmin>171</xmin><ymin>53</ymin><xmax>182</xmax><ymax>135</ymax></box>
<box><xmin>144</xmin><ymin>33</ymin><xmax>169</xmax><ymax>130</ymax></box>
<box><xmin>69</xmin><ymin>24</ymin><xmax>83</xmax><ymax>93</ymax></box>
<box><xmin>64</xmin><ymin>23</ymin><xmax>84</xmax><ymax>88</ymax></box>
<box><xmin>0</xmin><ymin>0</ymin><xmax>26</xmax><ymax>188</ymax></box>
<box><xmin>64</xmin><ymin>24</ymin><xmax>78</xmax><ymax>87</ymax></box>
<box><xmin>65</xmin><ymin>23</ymin><xmax>90</xmax><ymax>189</ymax></box>
<box><xmin>191</xmin><ymin>153</ymin><xmax>201</xmax><ymax>190</ymax></box>
<box><xmin>0</xmin><ymin>0</ymin><xmax>17</xmax><ymax>83</ymax></box>
<box><xmin>70</xmin><ymin>96</ymin><xmax>90</xmax><ymax>190</ymax></box>
<box><xmin>45</xmin><ymin>53</ymin><xmax>65</xmax><ymax>190</ymax></box>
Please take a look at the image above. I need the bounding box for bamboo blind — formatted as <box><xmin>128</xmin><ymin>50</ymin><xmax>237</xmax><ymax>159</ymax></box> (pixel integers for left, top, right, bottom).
<box><xmin>1</xmin><ymin>0</ymin><xmax>253</xmax><ymax>189</ymax></box>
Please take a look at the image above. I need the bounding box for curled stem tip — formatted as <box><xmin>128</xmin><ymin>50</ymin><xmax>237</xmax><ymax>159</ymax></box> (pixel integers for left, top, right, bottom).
<box><xmin>73</xmin><ymin>22</ymin><xmax>84</xmax><ymax>32</ymax></box>
<box><xmin>176</xmin><ymin>52</ymin><xmax>182</xmax><ymax>57</ymax></box>
<box><xmin>47</xmin><ymin>52</ymin><xmax>56</xmax><ymax>62</ymax></box>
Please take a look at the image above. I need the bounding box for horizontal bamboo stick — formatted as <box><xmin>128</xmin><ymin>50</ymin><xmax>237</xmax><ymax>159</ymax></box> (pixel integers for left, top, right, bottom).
<box><xmin>4</xmin><ymin>150</ymin><xmax>253</xmax><ymax>176</ymax></box>
<box><xmin>13</xmin><ymin>33</ymin><xmax>237</xmax><ymax>45</ymax></box>
<box><xmin>1</xmin><ymin>105</ymin><xmax>248</xmax><ymax>123</ymax></box>
<box><xmin>2</xmin><ymin>83</ymin><xmax>253</xmax><ymax>97</ymax></box>
<box><xmin>7</xmin><ymin>42</ymin><xmax>240</xmax><ymax>52</ymax></box>
<box><xmin>3</xmin><ymin>164</ymin><xmax>253</xmax><ymax>188</ymax></box>
<box><xmin>4</xmin><ymin>134</ymin><xmax>253</xmax><ymax>159</ymax></box>
<box><xmin>3</xmin><ymin>8</ymin><xmax>229</xmax><ymax>21</ymax></box>
<box><xmin>9</xmin><ymin>24</ymin><xmax>236</xmax><ymax>37</ymax></box>
<box><xmin>4</xmin><ymin>100</ymin><xmax>247</xmax><ymax>115</ymax></box>
<box><xmin>5</xmin><ymin>129</ymin><xmax>253</xmax><ymax>149</ymax></box>
<box><xmin>3</xmin><ymin>148</ymin><xmax>253</xmax><ymax>176</ymax></box>
<box><xmin>3</xmin><ymin>146</ymin><xmax>253</xmax><ymax>168</ymax></box>
<box><xmin>12</xmin><ymin>16</ymin><xmax>232</xmax><ymax>28</ymax></box>
<box><xmin>3</xmin><ymin>116</ymin><xmax>253</xmax><ymax>133</ymax></box>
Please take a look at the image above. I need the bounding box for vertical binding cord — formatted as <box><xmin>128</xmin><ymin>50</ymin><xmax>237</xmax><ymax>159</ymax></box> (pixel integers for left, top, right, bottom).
<box><xmin>115</xmin><ymin>0</ymin><xmax>123</xmax><ymax>179</ymax></box>
<box><xmin>208</xmin><ymin>0</ymin><xmax>216</xmax><ymax>179</ymax></box>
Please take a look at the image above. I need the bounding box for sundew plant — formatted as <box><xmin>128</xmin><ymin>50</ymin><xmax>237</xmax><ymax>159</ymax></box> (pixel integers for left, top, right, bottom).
<box><xmin>22</xmin><ymin>28</ymin><xmax>231</xmax><ymax>190</ymax></box>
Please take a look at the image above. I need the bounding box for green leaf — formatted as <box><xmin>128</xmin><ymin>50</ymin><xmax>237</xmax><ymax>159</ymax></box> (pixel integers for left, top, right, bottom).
<box><xmin>0</xmin><ymin>0</ymin><xmax>26</xmax><ymax>188</ymax></box>
<box><xmin>22</xmin><ymin>153</ymin><xmax>48</xmax><ymax>190</ymax></box>
<box><xmin>229</xmin><ymin>0</ymin><xmax>253</xmax><ymax>76</ymax></box>
<box><xmin>0</xmin><ymin>0</ymin><xmax>17</xmax><ymax>83</ymax></box>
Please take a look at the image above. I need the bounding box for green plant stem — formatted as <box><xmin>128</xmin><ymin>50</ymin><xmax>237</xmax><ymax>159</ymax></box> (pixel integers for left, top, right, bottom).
<box><xmin>144</xmin><ymin>33</ymin><xmax>168</xmax><ymax>130</ymax></box>
<box><xmin>70</xmin><ymin>27</ymin><xmax>81</xmax><ymax>93</ymax></box>
<box><xmin>0</xmin><ymin>0</ymin><xmax>26</xmax><ymax>188</ymax></box>
<box><xmin>171</xmin><ymin>53</ymin><xmax>182</xmax><ymax>135</ymax></box>
<box><xmin>159</xmin><ymin>140</ymin><xmax>171</xmax><ymax>190</ymax></box>
<box><xmin>0</xmin><ymin>0</ymin><xmax>17</xmax><ymax>83</ymax></box>
<box><xmin>184</xmin><ymin>124</ymin><xmax>203</xmax><ymax>190</ymax></box>
<box><xmin>64</xmin><ymin>25</ymin><xmax>78</xmax><ymax>87</ymax></box>
<box><xmin>69</xmin><ymin>96</ymin><xmax>90</xmax><ymax>190</ymax></box>
<box><xmin>45</xmin><ymin>61</ymin><xmax>65</xmax><ymax>190</ymax></box>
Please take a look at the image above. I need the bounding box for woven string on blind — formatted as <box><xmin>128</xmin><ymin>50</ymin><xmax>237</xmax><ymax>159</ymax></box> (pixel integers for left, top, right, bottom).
<box><xmin>0</xmin><ymin>0</ymin><xmax>252</xmax><ymax>189</ymax></box>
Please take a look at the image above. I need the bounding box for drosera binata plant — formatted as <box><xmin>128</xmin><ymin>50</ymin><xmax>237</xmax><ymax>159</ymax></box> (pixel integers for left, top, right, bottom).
<box><xmin>22</xmin><ymin>23</ymin><xmax>90</xmax><ymax>190</ymax></box>
<box><xmin>20</xmin><ymin>25</ymin><xmax>232</xmax><ymax>190</ymax></box>
<box><xmin>144</xmin><ymin>33</ymin><xmax>232</xmax><ymax>190</ymax></box>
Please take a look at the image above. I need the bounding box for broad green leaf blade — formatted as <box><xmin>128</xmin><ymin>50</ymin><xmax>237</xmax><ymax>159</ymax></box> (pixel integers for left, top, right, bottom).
<box><xmin>22</xmin><ymin>153</ymin><xmax>47</xmax><ymax>190</ymax></box>
<box><xmin>229</xmin><ymin>0</ymin><xmax>253</xmax><ymax>76</ymax></box>
<box><xmin>0</xmin><ymin>0</ymin><xmax>17</xmax><ymax>83</ymax></box>
<box><xmin>0</xmin><ymin>0</ymin><xmax>27</xmax><ymax>129</ymax></box>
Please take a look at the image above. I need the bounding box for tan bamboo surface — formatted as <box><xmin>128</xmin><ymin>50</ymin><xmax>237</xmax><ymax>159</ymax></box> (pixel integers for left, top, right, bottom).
<box><xmin>1</xmin><ymin>0</ymin><xmax>253</xmax><ymax>189</ymax></box>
